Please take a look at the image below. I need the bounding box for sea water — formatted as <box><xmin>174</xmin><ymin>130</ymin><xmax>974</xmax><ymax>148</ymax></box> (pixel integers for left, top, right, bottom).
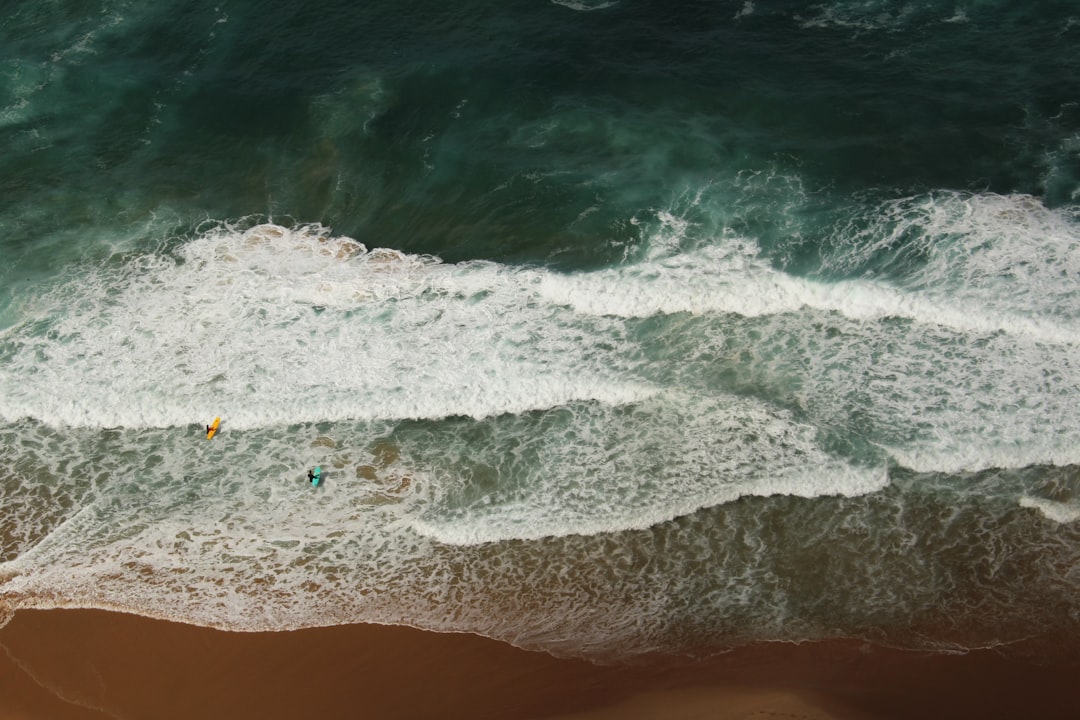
<box><xmin>2</xmin><ymin>0</ymin><xmax>1080</xmax><ymax>659</ymax></box>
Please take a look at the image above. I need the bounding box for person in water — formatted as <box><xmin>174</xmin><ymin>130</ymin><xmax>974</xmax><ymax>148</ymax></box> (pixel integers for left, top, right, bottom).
<box><xmin>307</xmin><ymin>469</ymin><xmax>317</xmax><ymax>484</ymax></box>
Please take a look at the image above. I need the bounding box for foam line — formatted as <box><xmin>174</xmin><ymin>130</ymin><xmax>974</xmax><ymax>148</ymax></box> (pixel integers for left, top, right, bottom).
<box><xmin>550</xmin><ymin>0</ymin><xmax>619</xmax><ymax>11</ymax></box>
<box><xmin>407</xmin><ymin>392</ymin><xmax>889</xmax><ymax>545</ymax></box>
<box><xmin>0</xmin><ymin>223</ymin><xmax>654</xmax><ymax>429</ymax></box>
<box><xmin>538</xmin><ymin>241</ymin><xmax>1080</xmax><ymax>344</ymax></box>
<box><xmin>411</xmin><ymin>462</ymin><xmax>888</xmax><ymax>545</ymax></box>
<box><xmin>1019</xmin><ymin>497</ymin><xmax>1080</xmax><ymax>524</ymax></box>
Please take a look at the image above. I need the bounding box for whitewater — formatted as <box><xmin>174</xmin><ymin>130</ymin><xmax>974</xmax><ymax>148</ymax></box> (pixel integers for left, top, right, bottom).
<box><xmin>3</xmin><ymin>189</ymin><xmax>1080</xmax><ymax>657</ymax></box>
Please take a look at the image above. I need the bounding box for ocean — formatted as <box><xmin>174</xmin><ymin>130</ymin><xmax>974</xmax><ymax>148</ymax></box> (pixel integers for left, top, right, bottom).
<box><xmin>1</xmin><ymin>0</ymin><xmax>1079</xmax><ymax>661</ymax></box>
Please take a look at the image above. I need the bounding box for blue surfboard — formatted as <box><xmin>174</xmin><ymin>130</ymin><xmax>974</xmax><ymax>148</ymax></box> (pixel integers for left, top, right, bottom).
<box><xmin>311</xmin><ymin>466</ymin><xmax>322</xmax><ymax>487</ymax></box>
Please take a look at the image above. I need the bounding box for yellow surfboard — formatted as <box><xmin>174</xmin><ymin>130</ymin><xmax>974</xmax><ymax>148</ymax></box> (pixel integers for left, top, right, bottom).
<box><xmin>206</xmin><ymin>416</ymin><xmax>221</xmax><ymax>440</ymax></box>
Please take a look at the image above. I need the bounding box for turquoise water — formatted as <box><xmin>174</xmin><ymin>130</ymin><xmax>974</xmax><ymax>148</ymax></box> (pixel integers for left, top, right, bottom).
<box><xmin>2</xmin><ymin>0</ymin><xmax>1080</xmax><ymax>659</ymax></box>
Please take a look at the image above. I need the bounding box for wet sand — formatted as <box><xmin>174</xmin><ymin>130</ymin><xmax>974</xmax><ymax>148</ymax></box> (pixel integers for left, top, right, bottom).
<box><xmin>0</xmin><ymin>608</ymin><xmax>1076</xmax><ymax>720</ymax></box>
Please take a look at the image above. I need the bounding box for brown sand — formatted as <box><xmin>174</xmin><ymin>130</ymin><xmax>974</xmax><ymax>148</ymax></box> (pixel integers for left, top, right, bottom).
<box><xmin>0</xmin><ymin>609</ymin><xmax>1076</xmax><ymax>720</ymax></box>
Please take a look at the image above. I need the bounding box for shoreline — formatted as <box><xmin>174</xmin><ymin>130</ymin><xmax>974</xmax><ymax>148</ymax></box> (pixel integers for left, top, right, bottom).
<box><xmin>1</xmin><ymin>608</ymin><xmax>1078</xmax><ymax>719</ymax></box>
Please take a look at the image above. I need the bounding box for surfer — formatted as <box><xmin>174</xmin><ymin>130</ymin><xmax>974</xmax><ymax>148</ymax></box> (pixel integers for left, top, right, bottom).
<box><xmin>307</xmin><ymin>470</ymin><xmax>315</xmax><ymax>483</ymax></box>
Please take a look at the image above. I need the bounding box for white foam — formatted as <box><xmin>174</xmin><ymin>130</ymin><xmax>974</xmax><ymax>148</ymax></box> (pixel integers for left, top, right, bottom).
<box><xmin>825</xmin><ymin>192</ymin><xmax>1080</xmax><ymax>319</ymax></box>
<box><xmin>795</xmin><ymin>1</ymin><xmax>920</xmax><ymax>32</ymax></box>
<box><xmin>0</xmin><ymin>417</ymin><xmax>435</xmax><ymax>628</ymax></box>
<box><xmin>713</xmin><ymin>301</ymin><xmax>1080</xmax><ymax>475</ymax></box>
<box><xmin>1020</xmin><ymin>497</ymin><xmax>1080</xmax><ymax>524</ymax></box>
<box><xmin>539</xmin><ymin>196</ymin><xmax>1080</xmax><ymax>344</ymax></box>
<box><xmin>550</xmin><ymin>0</ymin><xmax>619</xmax><ymax>12</ymax></box>
<box><xmin>0</xmin><ymin>222</ymin><xmax>654</xmax><ymax>429</ymax></box>
<box><xmin>409</xmin><ymin>393</ymin><xmax>888</xmax><ymax>545</ymax></box>
<box><xmin>884</xmin><ymin>443</ymin><xmax>1080</xmax><ymax>476</ymax></box>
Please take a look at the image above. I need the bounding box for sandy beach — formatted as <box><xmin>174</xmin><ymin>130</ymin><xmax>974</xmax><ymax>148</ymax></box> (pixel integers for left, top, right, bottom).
<box><xmin>1</xmin><ymin>609</ymin><xmax>1076</xmax><ymax>720</ymax></box>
